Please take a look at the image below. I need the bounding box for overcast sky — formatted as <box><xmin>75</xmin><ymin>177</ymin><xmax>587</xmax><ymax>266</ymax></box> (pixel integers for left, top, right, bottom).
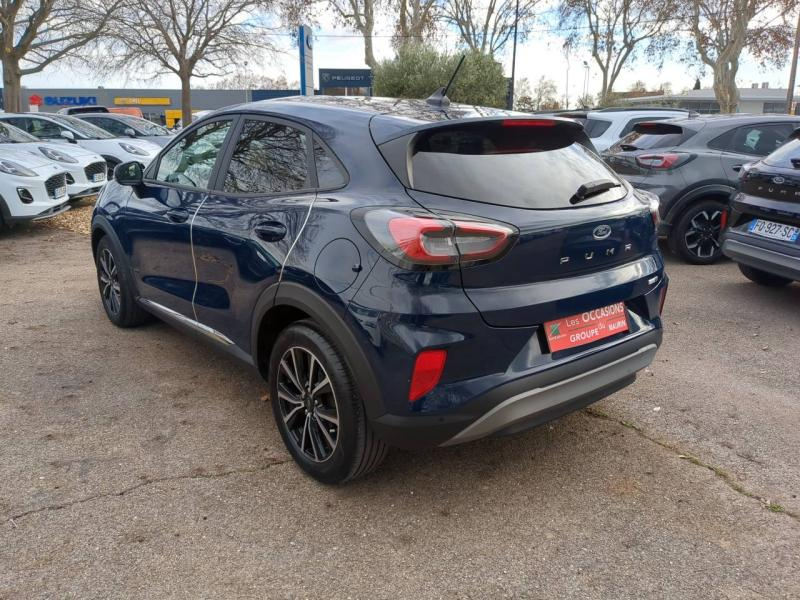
<box><xmin>19</xmin><ymin>7</ymin><xmax>793</xmax><ymax>104</ymax></box>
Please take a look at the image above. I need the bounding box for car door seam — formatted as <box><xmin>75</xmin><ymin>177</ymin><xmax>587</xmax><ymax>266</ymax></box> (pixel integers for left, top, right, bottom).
<box><xmin>189</xmin><ymin>194</ymin><xmax>209</xmax><ymax>322</ymax></box>
<box><xmin>279</xmin><ymin>194</ymin><xmax>318</xmax><ymax>283</ymax></box>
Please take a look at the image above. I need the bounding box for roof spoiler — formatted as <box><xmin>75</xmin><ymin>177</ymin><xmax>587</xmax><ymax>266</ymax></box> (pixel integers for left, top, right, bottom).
<box><xmin>372</xmin><ymin>116</ymin><xmax>586</xmax><ymax>145</ymax></box>
<box><xmin>633</xmin><ymin>122</ymin><xmax>683</xmax><ymax>135</ymax></box>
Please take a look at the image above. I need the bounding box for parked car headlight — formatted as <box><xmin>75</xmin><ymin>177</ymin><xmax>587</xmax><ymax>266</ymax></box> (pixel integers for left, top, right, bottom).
<box><xmin>39</xmin><ymin>146</ymin><xmax>78</xmax><ymax>163</ymax></box>
<box><xmin>0</xmin><ymin>159</ymin><xmax>37</xmax><ymax>177</ymax></box>
<box><xmin>119</xmin><ymin>142</ymin><xmax>149</xmax><ymax>156</ymax></box>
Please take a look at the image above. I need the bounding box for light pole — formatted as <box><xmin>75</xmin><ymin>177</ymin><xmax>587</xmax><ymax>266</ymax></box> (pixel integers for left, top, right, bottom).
<box><xmin>563</xmin><ymin>42</ymin><xmax>571</xmax><ymax>109</ymax></box>
<box><xmin>787</xmin><ymin>10</ymin><xmax>800</xmax><ymax>114</ymax></box>
<box><xmin>583</xmin><ymin>60</ymin><xmax>590</xmax><ymax>102</ymax></box>
<box><xmin>509</xmin><ymin>0</ymin><xmax>520</xmax><ymax>110</ymax></box>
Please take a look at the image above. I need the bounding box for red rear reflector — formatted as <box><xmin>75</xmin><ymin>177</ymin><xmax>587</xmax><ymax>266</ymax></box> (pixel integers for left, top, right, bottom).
<box><xmin>409</xmin><ymin>349</ymin><xmax>447</xmax><ymax>402</ymax></box>
<box><xmin>720</xmin><ymin>208</ymin><xmax>729</xmax><ymax>230</ymax></box>
<box><xmin>658</xmin><ymin>282</ymin><xmax>668</xmax><ymax>315</ymax></box>
<box><xmin>502</xmin><ymin>119</ymin><xmax>557</xmax><ymax>127</ymax></box>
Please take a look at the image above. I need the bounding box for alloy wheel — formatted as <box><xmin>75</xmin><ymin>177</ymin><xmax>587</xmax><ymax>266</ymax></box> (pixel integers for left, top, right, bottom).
<box><xmin>276</xmin><ymin>346</ymin><xmax>340</xmax><ymax>462</ymax></box>
<box><xmin>98</xmin><ymin>248</ymin><xmax>122</xmax><ymax>316</ymax></box>
<box><xmin>684</xmin><ymin>209</ymin><xmax>722</xmax><ymax>260</ymax></box>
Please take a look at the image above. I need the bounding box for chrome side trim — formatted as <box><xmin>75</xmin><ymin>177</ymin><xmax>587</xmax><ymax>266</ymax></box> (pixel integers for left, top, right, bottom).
<box><xmin>441</xmin><ymin>344</ymin><xmax>658</xmax><ymax>446</ymax></box>
<box><xmin>139</xmin><ymin>298</ymin><xmax>234</xmax><ymax>346</ymax></box>
<box><xmin>279</xmin><ymin>194</ymin><xmax>317</xmax><ymax>283</ymax></box>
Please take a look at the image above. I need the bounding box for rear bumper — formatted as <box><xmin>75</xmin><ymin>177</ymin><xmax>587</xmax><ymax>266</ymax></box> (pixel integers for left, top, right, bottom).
<box><xmin>722</xmin><ymin>237</ymin><xmax>800</xmax><ymax>281</ymax></box>
<box><xmin>370</xmin><ymin>327</ymin><xmax>662</xmax><ymax>449</ymax></box>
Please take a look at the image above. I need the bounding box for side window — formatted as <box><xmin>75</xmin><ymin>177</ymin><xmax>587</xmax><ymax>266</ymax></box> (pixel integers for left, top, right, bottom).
<box><xmin>314</xmin><ymin>138</ymin><xmax>347</xmax><ymax>188</ymax></box>
<box><xmin>89</xmin><ymin>117</ymin><xmax>128</xmax><ymax>136</ymax></box>
<box><xmin>155</xmin><ymin>119</ymin><xmax>232</xmax><ymax>189</ymax></box>
<box><xmin>713</xmin><ymin>124</ymin><xmax>795</xmax><ymax>156</ymax></box>
<box><xmin>4</xmin><ymin>118</ymin><xmax>31</xmax><ymax>133</ymax></box>
<box><xmin>30</xmin><ymin>119</ymin><xmax>65</xmax><ymax>139</ymax></box>
<box><xmin>223</xmin><ymin>120</ymin><xmax>309</xmax><ymax>194</ymax></box>
<box><xmin>619</xmin><ymin>116</ymin><xmax>668</xmax><ymax>138</ymax></box>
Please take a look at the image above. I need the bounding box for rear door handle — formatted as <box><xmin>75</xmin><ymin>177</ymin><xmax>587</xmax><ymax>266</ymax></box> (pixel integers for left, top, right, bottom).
<box><xmin>254</xmin><ymin>221</ymin><xmax>287</xmax><ymax>242</ymax></box>
<box><xmin>166</xmin><ymin>208</ymin><xmax>190</xmax><ymax>223</ymax></box>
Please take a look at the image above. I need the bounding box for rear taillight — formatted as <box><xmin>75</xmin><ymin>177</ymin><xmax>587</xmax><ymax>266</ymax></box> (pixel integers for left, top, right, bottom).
<box><xmin>635</xmin><ymin>153</ymin><xmax>689</xmax><ymax>170</ymax></box>
<box><xmin>409</xmin><ymin>349</ymin><xmax>447</xmax><ymax>402</ymax></box>
<box><xmin>353</xmin><ymin>208</ymin><xmax>517</xmax><ymax>269</ymax></box>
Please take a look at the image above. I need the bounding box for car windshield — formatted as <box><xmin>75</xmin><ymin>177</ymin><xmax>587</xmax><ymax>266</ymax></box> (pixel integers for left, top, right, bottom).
<box><xmin>0</xmin><ymin>122</ymin><xmax>37</xmax><ymax>143</ymax></box>
<box><xmin>118</xmin><ymin>115</ymin><xmax>170</xmax><ymax>136</ymax></box>
<box><xmin>48</xmin><ymin>114</ymin><xmax>115</xmax><ymax>139</ymax></box>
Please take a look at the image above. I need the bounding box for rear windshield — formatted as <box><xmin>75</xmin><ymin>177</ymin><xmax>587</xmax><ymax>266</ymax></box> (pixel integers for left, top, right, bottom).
<box><xmin>584</xmin><ymin>118</ymin><xmax>612</xmax><ymax>138</ymax></box>
<box><xmin>404</xmin><ymin>122</ymin><xmax>627</xmax><ymax>209</ymax></box>
<box><xmin>612</xmin><ymin>130</ymin><xmax>687</xmax><ymax>151</ymax></box>
<box><xmin>763</xmin><ymin>137</ymin><xmax>800</xmax><ymax>168</ymax></box>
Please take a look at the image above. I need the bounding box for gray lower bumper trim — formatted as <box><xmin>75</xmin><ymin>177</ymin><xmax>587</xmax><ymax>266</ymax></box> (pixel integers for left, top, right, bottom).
<box><xmin>442</xmin><ymin>343</ymin><xmax>658</xmax><ymax>446</ymax></box>
<box><xmin>722</xmin><ymin>239</ymin><xmax>800</xmax><ymax>281</ymax></box>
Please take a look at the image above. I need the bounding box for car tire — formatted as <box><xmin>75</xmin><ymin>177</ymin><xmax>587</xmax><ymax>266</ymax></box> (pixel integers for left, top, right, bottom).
<box><xmin>95</xmin><ymin>236</ymin><xmax>152</xmax><ymax>327</ymax></box>
<box><xmin>269</xmin><ymin>321</ymin><xmax>388</xmax><ymax>484</ymax></box>
<box><xmin>668</xmin><ymin>199</ymin><xmax>726</xmax><ymax>265</ymax></box>
<box><xmin>738</xmin><ymin>264</ymin><xmax>793</xmax><ymax>287</ymax></box>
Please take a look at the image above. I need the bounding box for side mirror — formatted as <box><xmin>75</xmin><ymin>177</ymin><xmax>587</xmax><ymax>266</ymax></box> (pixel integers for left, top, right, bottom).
<box><xmin>124</xmin><ymin>127</ymin><xmax>137</xmax><ymax>138</ymax></box>
<box><xmin>114</xmin><ymin>161</ymin><xmax>143</xmax><ymax>186</ymax></box>
<box><xmin>60</xmin><ymin>130</ymin><xmax>76</xmax><ymax>143</ymax></box>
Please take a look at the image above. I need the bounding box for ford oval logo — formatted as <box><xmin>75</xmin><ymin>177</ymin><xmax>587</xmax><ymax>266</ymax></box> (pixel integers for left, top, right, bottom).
<box><xmin>772</xmin><ymin>176</ymin><xmax>785</xmax><ymax>184</ymax></box>
<box><xmin>593</xmin><ymin>224</ymin><xmax>612</xmax><ymax>240</ymax></box>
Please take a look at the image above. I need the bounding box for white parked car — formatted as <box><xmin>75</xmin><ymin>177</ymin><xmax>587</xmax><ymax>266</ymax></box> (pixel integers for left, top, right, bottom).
<box><xmin>0</xmin><ymin>147</ymin><xmax>70</xmax><ymax>227</ymax></box>
<box><xmin>0</xmin><ymin>121</ymin><xmax>107</xmax><ymax>199</ymax></box>
<box><xmin>0</xmin><ymin>113</ymin><xmax>160</xmax><ymax>178</ymax></box>
<box><xmin>564</xmin><ymin>108</ymin><xmax>696</xmax><ymax>152</ymax></box>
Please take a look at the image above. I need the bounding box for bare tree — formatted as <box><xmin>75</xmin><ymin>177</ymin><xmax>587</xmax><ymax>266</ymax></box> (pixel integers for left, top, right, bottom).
<box><xmin>0</xmin><ymin>0</ymin><xmax>118</xmax><ymax>112</ymax></box>
<box><xmin>107</xmin><ymin>0</ymin><xmax>282</xmax><ymax>126</ymax></box>
<box><xmin>531</xmin><ymin>75</ymin><xmax>558</xmax><ymax>109</ymax></box>
<box><xmin>559</xmin><ymin>0</ymin><xmax>678</xmax><ymax>105</ymax></box>
<box><xmin>393</xmin><ymin>0</ymin><xmax>439</xmax><ymax>47</ymax></box>
<box><xmin>326</xmin><ymin>0</ymin><xmax>379</xmax><ymax>68</ymax></box>
<box><xmin>443</xmin><ymin>0</ymin><xmax>540</xmax><ymax>55</ymax></box>
<box><xmin>687</xmin><ymin>0</ymin><xmax>794</xmax><ymax>113</ymax></box>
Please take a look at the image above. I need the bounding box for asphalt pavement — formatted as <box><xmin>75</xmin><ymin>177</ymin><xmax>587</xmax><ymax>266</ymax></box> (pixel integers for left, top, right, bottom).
<box><xmin>1</xmin><ymin>227</ymin><xmax>798</xmax><ymax>599</ymax></box>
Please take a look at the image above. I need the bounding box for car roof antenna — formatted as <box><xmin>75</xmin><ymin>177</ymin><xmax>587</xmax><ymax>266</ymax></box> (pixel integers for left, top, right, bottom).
<box><xmin>426</xmin><ymin>54</ymin><xmax>466</xmax><ymax>107</ymax></box>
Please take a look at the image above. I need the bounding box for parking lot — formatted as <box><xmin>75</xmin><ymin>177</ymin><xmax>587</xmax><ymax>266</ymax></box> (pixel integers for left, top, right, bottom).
<box><xmin>1</xmin><ymin>224</ymin><xmax>798</xmax><ymax>598</ymax></box>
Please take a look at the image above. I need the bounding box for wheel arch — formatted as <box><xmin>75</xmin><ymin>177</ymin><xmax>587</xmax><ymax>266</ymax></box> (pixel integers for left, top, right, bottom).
<box><xmin>664</xmin><ymin>183</ymin><xmax>735</xmax><ymax>227</ymax></box>
<box><xmin>252</xmin><ymin>282</ymin><xmax>384</xmax><ymax>419</ymax></box>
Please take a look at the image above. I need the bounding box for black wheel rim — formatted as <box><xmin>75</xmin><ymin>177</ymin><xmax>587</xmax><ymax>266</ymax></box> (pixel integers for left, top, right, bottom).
<box><xmin>276</xmin><ymin>346</ymin><xmax>339</xmax><ymax>462</ymax></box>
<box><xmin>684</xmin><ymin>209</ymin><xmax>722</xmax><ymax>259</ymax></box>
<box><xmin>98</xmin><ymin>248</ymin><xmax>121</xmax><ymax>315</ymax></box>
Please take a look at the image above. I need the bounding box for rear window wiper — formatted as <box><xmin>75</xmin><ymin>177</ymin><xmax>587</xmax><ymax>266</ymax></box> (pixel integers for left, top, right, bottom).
<box><xmin>569</xmin><ymin>179</ymin><xmax>622</xmax><ymax>205</ymax></box>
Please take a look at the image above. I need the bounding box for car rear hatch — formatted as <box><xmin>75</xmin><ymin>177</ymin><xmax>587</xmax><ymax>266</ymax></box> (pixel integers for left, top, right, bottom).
<box><xmin>602</xmin><ymin>121</ymin><xmax>697</xmax><ymax>177</ymax></box>
<box><xmin>373</xmin><ymin>117</ymin><xmax>660</xmax><ymax>327</ymax></box>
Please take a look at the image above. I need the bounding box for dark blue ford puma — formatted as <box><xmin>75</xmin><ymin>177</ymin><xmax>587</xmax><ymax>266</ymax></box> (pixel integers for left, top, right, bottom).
<box><xmin>91</xmin><ymin>96</ymin><xmax>668</xmax><ymax>483</ymax></box>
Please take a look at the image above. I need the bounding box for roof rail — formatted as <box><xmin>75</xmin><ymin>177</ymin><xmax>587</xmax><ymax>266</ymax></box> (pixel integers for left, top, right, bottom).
<box><xmin>594</xmin><ymin>106</ymin><xmax>692</xmax><ymax>113</ymax></box>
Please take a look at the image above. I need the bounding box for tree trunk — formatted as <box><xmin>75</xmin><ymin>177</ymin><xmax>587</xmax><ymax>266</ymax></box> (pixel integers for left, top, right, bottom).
<box><xmin>2</xmin><ymin>55</ymin><xmax>22</xmax><ymax>113</ymax></box>
<box><xmin>363</xmin><ymin>33</ymin><xmax>377</xmax><ymax>70</ymax></box>
<box><xmin>713</xmin><ymin>61</ymin><xmax>739</xmax><ymax>113</ymax></box>
<box><xmin>180</xmin><ymin>72</ymin><xmax>192</xmax><ymax>127</ymax></box>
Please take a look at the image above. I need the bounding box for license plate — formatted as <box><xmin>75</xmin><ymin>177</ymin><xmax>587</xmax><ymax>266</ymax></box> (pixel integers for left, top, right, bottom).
<box><xmin>748</xmin><ymin>219</ymin><xmax>799</xmax><ymax>243</ymax></box>
<box><xmin>92</xmin><ymin>173</ymin><xmax>106</xmax><ymax>183</ymax></box>
<box><xmin>54</xmin><ymin>186</ymin><xmax>67</xmax><ymax>198</ymax></box>
<box><xmin>544</xmin><ymin>302</ymin><xmax>629</xmax><ymax>352</ymax></box>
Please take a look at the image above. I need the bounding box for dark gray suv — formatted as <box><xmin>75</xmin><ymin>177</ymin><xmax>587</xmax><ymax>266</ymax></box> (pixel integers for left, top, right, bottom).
<box><xmin>603</xmin><ymin>115</ymin><xmax>800</xmax><ymax>264</ymax></box>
